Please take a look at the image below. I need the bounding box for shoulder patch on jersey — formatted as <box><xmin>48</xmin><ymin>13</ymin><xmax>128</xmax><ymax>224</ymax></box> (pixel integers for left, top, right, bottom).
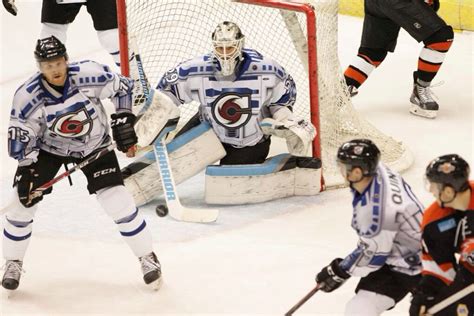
<box><xmin>163</xmin><ymin>68</ymin><xmax>179</xmax><ymax>84</ymax></box>
<box><xmin>437</xmin><ymin>217</ymin><xmax>457</xmax><ymax>232</ymax></box>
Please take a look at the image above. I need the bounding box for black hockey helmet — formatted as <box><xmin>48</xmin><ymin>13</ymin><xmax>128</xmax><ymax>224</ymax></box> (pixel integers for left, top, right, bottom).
<box><xmin>337</xmin><ymin>139</ymin><xmax>381</xmax><ymax>176</ymax></box>
<box><xmin>425</xmin><ymin>154</ymin><xmax>470</xmax><ymax>192</ymax></box>
<box><xmin>34</xmin><ymin>36</ymin><xmax>68</xmax><ymax>62</ymax></box>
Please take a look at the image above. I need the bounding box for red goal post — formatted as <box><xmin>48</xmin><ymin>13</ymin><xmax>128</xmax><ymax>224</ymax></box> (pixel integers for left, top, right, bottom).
<box><xmin>116</xmin><ymin>0</ymin><xmax>413</xmax><ymax>189</ymax></box>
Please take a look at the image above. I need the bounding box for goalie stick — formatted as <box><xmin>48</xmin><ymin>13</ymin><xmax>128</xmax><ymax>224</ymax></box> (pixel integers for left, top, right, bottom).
<box><xmin>152</xmin><ymin>126</ymin><xmax>219</xmax><ymax>223</ymax></box>
<box><xmin>130</xmin><ymin>37</ymin><xmax>219</xmax><ymax>223</ymax></box>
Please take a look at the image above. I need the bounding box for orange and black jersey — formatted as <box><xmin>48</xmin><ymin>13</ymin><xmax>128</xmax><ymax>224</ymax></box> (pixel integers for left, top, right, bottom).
<box><xmin>420</xmin><ymin>181</ymin><xmax>474</xmax><ymax>285</ymax></box>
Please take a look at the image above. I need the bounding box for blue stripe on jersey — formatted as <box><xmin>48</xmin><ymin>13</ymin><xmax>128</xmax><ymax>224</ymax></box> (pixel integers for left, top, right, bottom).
<box><xmin>205</xmin><ymin>87</ymin><xmax>258</xmax><ymax>97</ymax></box>
<box><xmin>179</xmin><ymin>66</ymin><xmax>199</xmax><ymax>77</ymax></box>
<box><xmin>3</xmin><ymin>229</ymin><xmax>31</xmax><ymax>241</ymax></box>
<box><xmin>369</xmin><ymin>254</ymin><xmax>388</xmax><ymax>267</ymax></box>
<box><xmin>46</xmin><ymin>100</ymin><xmax>90</xmax><ymax>122</ymax></box>
<box><xmin>8</xmin><ymin>139</ymin><xmax>26</xmax><ymax>160</ymax></box>
<box><xmin>402</xmin><ymin>179</ymin><xmax>424</xmax><ymax>211</ymax></box>
<box><xmin>25</xmin><ymin>74</ymin><xmax>42</xmax><ymax>94</ymax></box>
<box><xmin>206</xmin><ymin>154</ymin><xmax>290</xmax><ymax>176</ymax></box>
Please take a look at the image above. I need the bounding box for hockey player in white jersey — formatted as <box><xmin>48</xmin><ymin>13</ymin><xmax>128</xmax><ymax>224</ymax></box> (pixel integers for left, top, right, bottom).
<box><xmin>2</xmin><ymin>36</ymin><xmax>161</xmax><ymax>292</ymax></box>
<box><xmin>157</xmin><ymin>21</ymin><xmax>315</xmax><ymax>164</ymax></box>
<box><xmin>315</xmin><ymin>139</ymin><xmax>423</xmax><ymax>315</ymax></box>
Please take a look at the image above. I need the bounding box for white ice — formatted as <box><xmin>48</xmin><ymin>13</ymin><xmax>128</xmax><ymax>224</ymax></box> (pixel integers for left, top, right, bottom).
<box><xmin>0</xmin><ymin>2</ymin><xmax>472</xmax><ymax>315</ymax></box>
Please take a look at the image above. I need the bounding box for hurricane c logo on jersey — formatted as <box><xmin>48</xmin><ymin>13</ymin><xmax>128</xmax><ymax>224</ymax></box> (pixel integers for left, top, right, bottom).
<box><xmin>52</xmin><ymin>108</ymin><xmax>93</xmax><ymax>137</ymax></box>
<box><xmin>211</xmin><ymin>93</ymin><xmax>252</xmax><ymax>129</ymax></box>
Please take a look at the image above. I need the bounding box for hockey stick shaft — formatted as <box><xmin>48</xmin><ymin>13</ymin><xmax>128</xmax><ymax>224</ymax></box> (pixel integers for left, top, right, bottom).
<box><xmin>0</xmin><ymin>143</ymin><xmax>117</xmax><ymax>213</ymax></box>
<box><xmin>30</xmin><ymin>143</ymin><xmax>117</xmax><ymax>198</ymax></box>
<box><xmin>426</xmin><ymin>283</ymin><xmax>474</xmax><ymax>315</ymax></box>
<box><xmin>285</xmin><ymin>285</ymin><xmax>320</xmax><ymax>316</ymax></box>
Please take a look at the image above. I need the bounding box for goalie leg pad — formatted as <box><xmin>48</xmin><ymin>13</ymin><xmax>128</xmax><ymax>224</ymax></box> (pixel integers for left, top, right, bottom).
<box><xmin>134</xmin><ymin>89</ymin><xmax>180</xmax><ymax>147</ymax></box>
<box><xmin>205</xmin><ymin>154</ymin><xmax>321</xmax><ymax>205</ymax></box>
<box><xmin>123</xmin><ymin>122</ymin><xmax>226</xmax><ymax>206</ymax></box>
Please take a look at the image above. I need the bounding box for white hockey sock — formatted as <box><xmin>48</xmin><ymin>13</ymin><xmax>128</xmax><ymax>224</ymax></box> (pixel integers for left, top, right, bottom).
<box><xmin>40</xmin><ymin>23</ymin><xmax>69</xmax><ymax>43</ymax></box>
<box><xmin>97</xmin><ymin>29</ymin><xmax>120</xmax><ymax>67</ymax></box>
<box><xmin>96</xmin><ymin>186</ymin><xmax>153</xmax><ymax>257</ymax></box>
<box><xmin>2</xmin><ymin>194</ymin><xmax>37</xmax><ymax>261</ymax></box>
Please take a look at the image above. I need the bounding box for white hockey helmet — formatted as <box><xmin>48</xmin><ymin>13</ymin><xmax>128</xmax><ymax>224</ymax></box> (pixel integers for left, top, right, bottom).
<box><xmin>212</xmin><ymin>21</ymin><xmax>245</xmax><ymax>76</ymax></box>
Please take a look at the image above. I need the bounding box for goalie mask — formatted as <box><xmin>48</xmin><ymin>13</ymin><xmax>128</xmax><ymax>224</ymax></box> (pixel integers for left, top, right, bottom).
<box><xmin>212</xmin><ymin>21</ymin><xmax>245</xmax><ymax>77</ymax></box>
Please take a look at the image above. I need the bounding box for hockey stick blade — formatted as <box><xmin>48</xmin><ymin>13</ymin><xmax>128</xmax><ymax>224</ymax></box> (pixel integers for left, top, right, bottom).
<box><xmin>153</xmin><ymin>137</ymin><xmax>219</xmax><ymax>223</ymax></box>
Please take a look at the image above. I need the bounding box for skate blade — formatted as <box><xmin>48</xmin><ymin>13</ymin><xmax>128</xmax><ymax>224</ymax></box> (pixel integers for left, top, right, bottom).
<box><xmin>409</xmin><ymin>104</ymin><xmax>437</xmax><ymax>119</ymax></box>
<box><xmin>149</xmin><ymin>276</ymin><xmax>162</xmax><ymax>291</ymax></box>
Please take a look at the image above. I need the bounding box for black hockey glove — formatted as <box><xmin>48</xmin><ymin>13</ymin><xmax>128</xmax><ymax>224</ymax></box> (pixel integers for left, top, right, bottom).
<box><xmin>315</xmin><ymin>258</ymin><xmax>351</xmax><ymax>292</ymax></box>
<box><xmin>110</xmin><ymin>112</ymin><xmax>138</xmax><ymax>153</ymax></box>
<box><xmin>409</xmin><ymin>275</ymin><xmax>443</xmax><ymax>316</ymax></box>
<box><xmin>14</xmin><ymin>166</ymin><xmax>42</xmax><ymax>208</ymax></box>
<box><xmin>2</xmin><ymin>0</ymin><xmax>17</xmax><ymax>15</ymax></box>
<box><xmin>432</xmin><ymin>0</ymin><xmax>440</xmax><ymax>12</ymax></box>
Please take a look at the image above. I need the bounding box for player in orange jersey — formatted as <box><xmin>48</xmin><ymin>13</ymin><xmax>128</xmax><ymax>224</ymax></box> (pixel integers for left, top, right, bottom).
<box><xmin>344</xmin><ymin>0</ymin><xmax>453</xmax><ymax>119</ymax></box>
<box><xmin>410</xmin><ymin>154</ymin><xmax>473</xmax><ymax>316</ymax></box>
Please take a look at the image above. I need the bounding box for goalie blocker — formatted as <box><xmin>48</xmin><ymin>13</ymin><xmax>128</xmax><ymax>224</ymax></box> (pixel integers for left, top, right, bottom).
<box><xmin>205</xmin><ymin>154</ymin><xmax>321</xmax><ymax>204</ymax></box>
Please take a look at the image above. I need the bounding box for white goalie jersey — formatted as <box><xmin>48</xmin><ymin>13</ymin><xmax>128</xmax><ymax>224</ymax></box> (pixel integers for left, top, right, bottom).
<box><xmin>157</xmin><ymin>48</ymin><xmax>297</xmax><ymax>148</ymax></box>
<box><xmin>340</xmin><ymin>163</ymin><xmax>424</xmax><ymax>277</ymax></box>
<box><xmin>8</xmin><ymin>60</ymin><xmax>134</xmax><ymax>164</ymax></box>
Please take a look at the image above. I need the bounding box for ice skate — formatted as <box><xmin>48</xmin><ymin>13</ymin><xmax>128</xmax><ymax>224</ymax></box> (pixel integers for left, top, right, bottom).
<box><xmin>348</xmin><ymin>85</ymin><xmax>359</xmax><ymax>97</ymax></box>
<box><xmin>139</xmin><ymin>252</ymin><xmax>162</xmax><ymax>290</ymax></box>
<box><xmin>2</xmin><ymin>260</ymin><xmax>23</xmax><ymax>294</ymax></box>
<box><xmin>409</xmin><ymin>80</ymin><xmax>439</xmax><ymax>119</ymax></box>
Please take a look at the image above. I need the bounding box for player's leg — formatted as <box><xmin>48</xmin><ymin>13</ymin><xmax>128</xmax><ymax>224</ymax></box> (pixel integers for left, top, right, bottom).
<box><xmin>343</xmin><ymin>0</ymin><xmax>399</xmax><ymax>95</ymax></box>
<box><xmin>345</xmin><ymin>265</ymin><xmax>421</xmax><ymax>315</ymax></box>
<box><xmin>86</xmin><ymin>0</ymin><xmax>120</xmax><ymax>67</ymax></box>
<box><xmin>81</xmin><ymin>149</ymin><xmax>161</xmax><ymax>288</ymax></box>
<box><xmin>377</xmin><ymin>0</ymin><xmax>453</xmax><ymax>118</ymax></box>
<box><xmin>40</xmin><ymin>0</ymin><xmax>82</xmax><ymax>43</ymax></box>
<box><xmin>220</xmin><ymin>137</ymin><xmax>271</xmax><ymax>165</ymax></box>
<box><xmin>2</xmin><ymin>151</ymin><xmax>63</xmax><ymax>291</ymax></box>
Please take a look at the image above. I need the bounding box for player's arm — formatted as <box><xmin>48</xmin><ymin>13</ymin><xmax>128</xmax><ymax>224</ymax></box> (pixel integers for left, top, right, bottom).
<box><xmin>8</xmin><ymin>89</ymin><xmax>46</xmax><ymax>207</ymax></box>
<box><xmin>260</xmin><ymin>68</ymin><xmax>316</xmax><ymax>156</ymax></box>
<box><xmin>315</xmin><ymin>226</ymin><xmax>396</xmax><ymax>292</ymax></box>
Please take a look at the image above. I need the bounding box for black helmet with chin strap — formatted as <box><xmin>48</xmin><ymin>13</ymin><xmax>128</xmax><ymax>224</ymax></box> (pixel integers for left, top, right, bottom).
<box><xmin>34</xmin><ymin>36</ymin><xmax>68</xmax><ymax>62</ymax></box>
<box><xmin>337</xmin><ymin>139</ymin><xmax>381</xmax><ymax>176</ymax></box>
<box><xmin>425</xmin><ymin>154</ymin><xmax>470</xmax><ymax>193</ymax></box>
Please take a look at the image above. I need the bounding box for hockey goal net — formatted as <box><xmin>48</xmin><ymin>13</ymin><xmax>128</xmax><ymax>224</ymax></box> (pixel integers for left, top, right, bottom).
<box><xmin>117</xmin><ymin>0</ymin><xmax>413</xmax><ymax>188</ymax></box>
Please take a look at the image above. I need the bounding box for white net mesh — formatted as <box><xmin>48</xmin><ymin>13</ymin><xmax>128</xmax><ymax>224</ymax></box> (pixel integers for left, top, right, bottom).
<box><xmin>121</xmin><ymin>0</ymin><xmax>413</xmax><ymax>188</ymax></box>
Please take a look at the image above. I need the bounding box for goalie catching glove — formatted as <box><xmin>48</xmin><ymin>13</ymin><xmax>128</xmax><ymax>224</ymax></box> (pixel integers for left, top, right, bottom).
<box><xmin>260</xmin><ymin>108</ymin><xmax>316</xmax><ymax>156</ymax></box>
<box><xmin>110</xmin><ymin>112</ymin><xmax>138</xmax><ymax>152</ymax></box>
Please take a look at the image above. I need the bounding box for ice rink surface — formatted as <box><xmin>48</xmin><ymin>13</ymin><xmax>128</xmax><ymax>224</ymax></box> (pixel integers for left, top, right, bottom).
<box><xmin>0</xmin><ymin>2</ymin><xmax>472</xmax><ymax>315</ymax></box>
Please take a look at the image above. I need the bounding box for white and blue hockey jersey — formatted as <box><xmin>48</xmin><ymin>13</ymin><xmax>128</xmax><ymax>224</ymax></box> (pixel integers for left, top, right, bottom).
<box><xmin>157</xmin><ymin>48</ymin><xmax>296</xmax><ymax>147</ymax></box>
<box><xmin>340</xmin><ymin>163</ymin><xmax>424</xmax><ymax>277</ymax></box>
<box><xmin>8</xmin><ymin>60</ymin><xmax>133</xmax><ymax>164</ymax></box>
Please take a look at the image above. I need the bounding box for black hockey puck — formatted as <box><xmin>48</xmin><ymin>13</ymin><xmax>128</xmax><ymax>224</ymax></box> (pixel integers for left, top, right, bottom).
<box><xmin>155</xmin><ymin>204</ymin><xmax>168</xmax><ymax>217</ymax></box>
